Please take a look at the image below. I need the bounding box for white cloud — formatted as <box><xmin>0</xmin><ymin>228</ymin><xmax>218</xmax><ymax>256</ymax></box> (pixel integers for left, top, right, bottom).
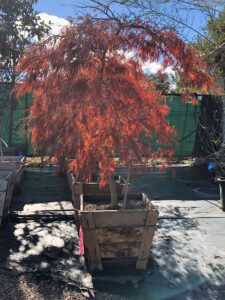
<box><xmin>142</xmin><ymin>61</ymin><xmax>161</xmax><ymax>74</ymax></box>
<box><xmin>165</xmin><ymin>66</ymin><xmax>175</xmax><ymax>76</ymax></box>
<box><xmin>35</xmin><ymin>18</ymin><xmax>176</xmax><ymax>78</ymax></box>
<box><xmin>125</xmin><ymin>51</ymin><xmax>135</xmax><ymax>59</ymax></box>
<box><xmin>142</xmin><ymin>61</ymin><xmax>175</xmax><ymax>75</ymax></box>
<box><xmin>39</xmin><ymin>13</ymin><xmax>69</xmax><ymax>35</ymax></box>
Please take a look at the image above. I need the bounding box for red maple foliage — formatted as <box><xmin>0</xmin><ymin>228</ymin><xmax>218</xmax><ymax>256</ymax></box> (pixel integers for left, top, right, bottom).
<box><xmin>16</xmin><ymin>17</ymin><xmax>218</xmax><ymax>188</ymax></box>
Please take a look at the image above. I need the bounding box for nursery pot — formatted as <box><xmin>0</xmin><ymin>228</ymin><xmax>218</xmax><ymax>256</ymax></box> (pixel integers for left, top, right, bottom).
<box><xmin>218</xmin><ymin>179</ymin><xmax>225</xmax><ymax>212</ymax></box>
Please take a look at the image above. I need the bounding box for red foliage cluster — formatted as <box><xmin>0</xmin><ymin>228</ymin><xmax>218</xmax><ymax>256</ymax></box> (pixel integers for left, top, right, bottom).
<box><xmin>16</xmin><ymin>17</ymin><xmax>218</xmax><ymax>185</ymax></box>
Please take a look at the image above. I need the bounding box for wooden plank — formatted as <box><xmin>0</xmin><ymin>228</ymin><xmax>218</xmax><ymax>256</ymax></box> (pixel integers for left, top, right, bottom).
<box><xmin>0</xmin><ymin>171</ymin><xmax>13</xmax><ymax>180</ymax></box>
<box><xmin>0</xmin><ymin>156</ymin><xmax>24</xmax><ymax>162</ymax></box>
<box><xmin>0</xmin><ymin>179</ymin><xmax>8</xmax><ymax>192</ymax></box>
<box><xmin>84</xmin><ymin>193</ymin><xmax>143</xmax><ymax>202</ymax></box>
<box><xmin>70</xmin><ymin>174</ymin><xmax>129</xmax><ymax>196</ymax></box>
<box><xmin>3</xmin><ymin>175</ymin><xmax>14</xmax><ymax>219</ymax></box>
<box><xmin>73</xmin><ymin>182</ymin><xmax>83</xmax><ymax>195</ymax></box>
<box><xmin>100</xmin><ymin>242</ymin><xmax>140</xmax><ymax>258</ymax></box>
<box><xmin>81</xmin><ymin>212</ymin><xmax>103</xmax><ymax>272</ymax></box>
<box><xmin>98</xmin><ymin>227</ymin><xmax>143</xmax><ymax>244</ymax></box>
<box><xmin>136</xmin><ymin>209</ymin><xmax>159</xmax><ymax>270</ymax></box>
<box><xmin>91</xmin><ymin>210</ymin><xmax>148</xmax><ymax>228</ymax></box>
<box><xmin>0</xmin><ymin>161</ymin><xmax>18</xmax><ymax>171</ymax></box>
<box><xmin>72</xmin><ymin>184</ymin><xmax>83</xmax><ymax>210</ymax></box>
<box><xmin>0</xmin><ymin>191</ymin><xmax>6</xmax><ymax>226</ymax></box>
<box><xmin>83</xmin><ymin>183</ymin><xmax>110</xmax><ymax>194</ymax></box>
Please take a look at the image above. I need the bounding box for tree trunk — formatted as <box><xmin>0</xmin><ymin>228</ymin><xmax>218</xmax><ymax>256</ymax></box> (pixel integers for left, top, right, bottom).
<box><xmin>109</xmin><ymin>173</ymin><xmax>118</xmax><ymax>209</ymax></box>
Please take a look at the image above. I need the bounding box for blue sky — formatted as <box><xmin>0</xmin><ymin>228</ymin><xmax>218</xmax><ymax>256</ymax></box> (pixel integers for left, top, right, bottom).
<box><xmin>35</xmin><ymin>0</ymin><xmax>207</xmax><ymax>39</ymax></box>
<box><xmin>35</xmin><ymin>0</ymin><xmax>74</xmax><ymax>19</ymax></box>
<box><xmin>34</xmin><ymin>0</ymin><xmax>211</xmax><ymax>75</ymax></box>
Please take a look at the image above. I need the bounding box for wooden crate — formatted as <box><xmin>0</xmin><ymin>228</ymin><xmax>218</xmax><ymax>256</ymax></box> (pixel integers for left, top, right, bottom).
<box><xmin>65</xmin><ymin>159</ymin><xmax>130</xmax><ymax>209</ymax></box>
<box><xmin>0</xmin><ymin>171</ymin><xmax>14</xmax><ymax>226</ymax></box>
<box><xmin>0</xmin><ymin>156</ymin><xmax>25</xmax><ymax>162</ymax></box>
<box><xmin>71</xmin><ymin>175</ymin><xmax>130</xmax><ymax>210</ymax></box>
<box><xmin>0</xmin><ymin>157</ymin><xmax>25</xmax><ymax>194</ymax></box>
<box><xmin>79</xmin><ymin>193</ymin><xmax>159</xmax><ymax>272</ymax></box>
<box><xmin>65</xmin><ymin>158</ymin><xmax>100</xmax><ymax>192</ymax></box>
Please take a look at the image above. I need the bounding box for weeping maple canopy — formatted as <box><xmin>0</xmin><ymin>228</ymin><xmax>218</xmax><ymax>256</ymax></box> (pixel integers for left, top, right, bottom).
<box><xmin>16</xmin><ymin>17</ymin><xmax>218</xmax><ymax>185</ymax></box>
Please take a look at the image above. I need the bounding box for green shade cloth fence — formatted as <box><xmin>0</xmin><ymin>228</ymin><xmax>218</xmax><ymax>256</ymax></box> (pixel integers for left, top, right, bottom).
<box><xmin>0</xmin><ymin>83</ymin><xmax>200</xmax><ymax>156</ymax></box>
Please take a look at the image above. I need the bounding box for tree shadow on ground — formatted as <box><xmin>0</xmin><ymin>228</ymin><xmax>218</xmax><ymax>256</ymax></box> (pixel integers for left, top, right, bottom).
<box><xmin>0</xmin><ymin>167</ymin><xmax>90</xmax><ymax>300</ymax></box>
<box><xmin>92</xmin><ymin>211</ymin><xmax>225</xmax><ymax>300</ymax></box>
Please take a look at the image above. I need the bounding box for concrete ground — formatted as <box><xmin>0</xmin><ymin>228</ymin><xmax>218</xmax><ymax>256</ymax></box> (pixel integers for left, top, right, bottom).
<box><xmin>104</xmin><ymin>165</ymin><xmax>225</xmax><ymax>299</ymax></box>
<box><xmin>0</xmin><ymin>167</ymin><xmax>93</xmax><ymax>299</ymax></box>
<box><xmin>1</xmin><ymin>165</ymin><xmax>225</xmax><ymax>300</ymax></box>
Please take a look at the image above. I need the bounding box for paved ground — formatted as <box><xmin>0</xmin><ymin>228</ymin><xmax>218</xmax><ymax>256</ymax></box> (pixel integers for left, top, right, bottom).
<box><xmin>1</xmin><ymin>165</ymin><xmax>225</xmax><ymax>299</ymax></box>
<box><xmin>0</xmin><ymin>167</ymin><xmax>93</xmax><ymax>299</ymax></box>
<box><xmin>96</xmin><ymin>203</ymin><xmax>225</xmax><ymax>299</ymax></box>
<box><xmin>99</xmin><ymin>165</ymin><xmax>225</xmax><ymax>299</ymax></box>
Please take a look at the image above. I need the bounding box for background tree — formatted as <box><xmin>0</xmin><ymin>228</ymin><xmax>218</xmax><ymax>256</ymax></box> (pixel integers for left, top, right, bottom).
<box><xmin>79</xmin><ymin>0</ymin><xmax>225</xmax><ymax>42</ymax></box>
<box><xmin>0</xmin><ymin>0</ymin><xmax>50</xmax><ymax>145</ymax></box>
<box><xmin>16</xmin><ymin>17</ymin><xmax>218</xmax><ymax>208</ymax></box>
<box><xmin>147</xmin><ymin>73</ymin><xmax>171</xmax><ymax>94</ymax></box>
<box><xmin>194</xmin><ymin>4</ymin><xmax>225</xmax><ymax>88</ymax></box>
<box><xmin>195</xmin><ymin>5</ymin><xmax>225</xmax><ymax>55</ymax></box>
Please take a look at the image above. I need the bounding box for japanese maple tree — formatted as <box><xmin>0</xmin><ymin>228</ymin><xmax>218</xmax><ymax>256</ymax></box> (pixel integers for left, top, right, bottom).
<box><xmin>16</xmin><ymin>17</ymin><xmax>218</xmax><ymax>208</ymax></box>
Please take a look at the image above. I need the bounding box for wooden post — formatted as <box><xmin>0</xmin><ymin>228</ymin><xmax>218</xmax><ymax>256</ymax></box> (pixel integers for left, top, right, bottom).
<box><xmin>81</xmin><ymin>212</ymin><xmax>103</xmax><ymax>272</ymax></box>
<box><xmin>136</xmin><ymin>208</ymin><xmax>159</xmax><ymax>270</ymax></box>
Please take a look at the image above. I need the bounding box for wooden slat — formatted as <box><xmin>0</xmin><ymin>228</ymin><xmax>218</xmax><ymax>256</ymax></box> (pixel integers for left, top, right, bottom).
<box><xmin>83</xmin><ymin>183</ymin><xmax>110</xmax><ymax>194</ymax></box>
<box><xmin>84</xmin><ymin>193</ymin><xmax>143</xmax><ymax>202</ymax></box>
<box><xmin>73</xmin><ymin>182</ymin><xmax>83</xmax><ymax>195</ymax></box>
<box><xmin>100</xmin><ymin>242</ymin><xmax>140</xmax><ymax>258</ymax></box>
<box><xmin>98</xmin><ymin>227</ymin><xmax>143</xmax><ymax>244</ymax></box>
<box><xmin>0</xmin><ymin>156</ymin><xmax>24</xmax><ymax>162</ymax></box>
<box><xmin>72</xmin><ymin>184</ymin><xmax>83</xmax><ymax>210</ymax></box>
<box><xmin>70</xmin><ymin>174</ymin><xmax>129</xmax><ymax>196</ymax></box>
<box><xmin>136</xmin><ymin>209</ymin><xmax>159</xmax><ymax>270</ymax></box>
<box><xmin>0</xmin><ymin>179</ymin><xmax>8</xmax><ymax>192</ymax></box>
<box><xmin>0</xmin><ymin>161</ymin><xmax>18</xmax><ymax>171</ymax></box>
<box><xmin>3</xmin><ymin>175</ymin><xmax>14</xmax><ymax>218</ymax></box>
<box><xmin>81</xmin><ymin>212</ymin><xmax>103</xmax><ymax>272</ymax></box>
<box><xmin>0</xmin><ymin>191</ymin><xmax>6</xmax><ymax>225</ymax></box>
<box><xmin>91</xmin><ymin>210</ymin><xmax>148</xmax><ymax>228</ymax></box>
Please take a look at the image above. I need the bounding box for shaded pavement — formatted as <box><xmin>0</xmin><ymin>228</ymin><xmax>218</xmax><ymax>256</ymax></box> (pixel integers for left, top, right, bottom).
<box><xmin>0</xmin><ymin>167</ymin><xmax>92</xmax><ymax>299</ymax></box>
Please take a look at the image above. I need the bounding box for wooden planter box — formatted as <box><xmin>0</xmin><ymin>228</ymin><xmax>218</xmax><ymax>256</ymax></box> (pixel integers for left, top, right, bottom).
<box><xmin>79</xmin><ymin>193</ymin><xmax>159</xmax><ymax>272</ymax></box>
<box><xmin>65</xmin><ymin>158</ymin><xmax>101</xmax><ymax>191</ymax></box>
<box><xmin>0</xmin><ymin>171</ymin><xmax>14</xmax><ymax>226</ymax></box>
<box><xmin>0</xmin><ymin>157</ymin><xmax>25</xmax><ymax>195</ymax></box>
<box><xmin>71</xmin><ymin>175</ymin><xmax>130</xmax><ymax>210</ymax></box>
<box><xmin>0</xmin><ymin>156</ymin><xmax>25</xmax><ymax>162</ymax></box>
<box><xmin>65</xmin><ymin>159</ymin><xmax>130</xmax><ymax>209</ymax></box>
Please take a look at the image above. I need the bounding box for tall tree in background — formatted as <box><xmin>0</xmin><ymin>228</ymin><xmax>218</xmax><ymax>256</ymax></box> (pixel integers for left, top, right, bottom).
<box><xmin>195</xmin><ymin>6</ymin><xmax>225</xmax><ymax>55</ymax></box>
<box><xmin>194</xmin><ymin>5</ymin><xmax>225</xmax><ymax>91</ymax></box>
<box><xmin>79</xmin><ymin>0</ymin><xmax>225</xmax><ymax>42</ymax></box>
<box><xmin>16</xmin><ymin>17</ymin><xmax>218</xmax><ymax>207</ymax></box>
<box><xmin>0</xmin><ymin>0</ymin><xmax>50</xmax><ymax>145</ymax></box>
<box><xmin>147</xmin><ymin>73</ymin><xmax>171</xmax><ymax>94</ymax></box>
